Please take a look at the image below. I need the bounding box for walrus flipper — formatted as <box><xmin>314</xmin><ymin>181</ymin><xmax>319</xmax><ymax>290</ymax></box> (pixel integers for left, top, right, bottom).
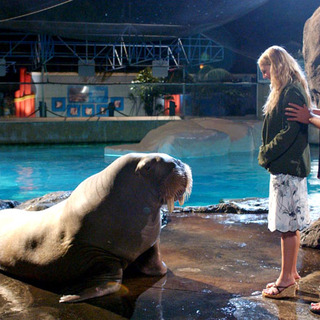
<box><xmin>59</xmin><ymin>264</ymin><xmax>123</xmax><ymax>303</ymax></box>
<box><xmin>59</xmin><ymin>280</ymin><xmax>121</xmax><ymax>303</ymax></box>
<box><xmin>133</xmin><ymin>239</ymin><xmax>167</xmax><ymax>276</ymax></box>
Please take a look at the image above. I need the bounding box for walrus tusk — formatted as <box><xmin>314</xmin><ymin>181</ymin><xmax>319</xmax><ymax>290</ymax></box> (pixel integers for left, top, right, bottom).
<box><xmin>178</xmin><ymin>194</ymin><xmax>185</xmax><ymax>206</ymax></box>
<box><xmin>167</xmin><ymin>197</ymin><xmax>175</xmax><ymax>213</ymax></box>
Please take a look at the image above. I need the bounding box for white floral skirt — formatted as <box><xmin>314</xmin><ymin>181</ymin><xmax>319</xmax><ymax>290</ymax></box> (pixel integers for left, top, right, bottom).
<box><xmin>268</xmin><ymin>173</ymin><xmax>310</xmax><ymax>232</ymax></box>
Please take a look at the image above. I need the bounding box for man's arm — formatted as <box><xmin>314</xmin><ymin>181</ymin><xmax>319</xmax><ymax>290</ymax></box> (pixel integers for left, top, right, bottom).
<box><xmin>310</xmin><ymin>116</ymin><xmax>320</xmax><ymax>129</ymax></box>
<box><xmin>285</xmin><ymin>103</ymin><xmax>311</xmax><ymax>123</ymax></box>
<box><xmin>285</xmin><ymin>103</ymin><xmax>320</xmax><ymax>129</ymax></box>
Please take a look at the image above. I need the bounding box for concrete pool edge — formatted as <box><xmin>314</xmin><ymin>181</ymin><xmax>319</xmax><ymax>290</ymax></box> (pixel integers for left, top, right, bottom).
<box><xmin>0</xmin><ymin>116</ymin><xmax>318</xmax><ymax>145</ymax></box>
<box><xmin>0</xmin><ymin>116</ymin><xmax>181</xmax><ymax>144</ymax></box>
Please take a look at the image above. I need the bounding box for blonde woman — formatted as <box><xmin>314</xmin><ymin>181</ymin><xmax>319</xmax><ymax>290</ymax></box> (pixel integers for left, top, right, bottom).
<box><xmin>258</xmin><ymin>46</ymin><xmax>312</xmax><ymax>299</ymax></box>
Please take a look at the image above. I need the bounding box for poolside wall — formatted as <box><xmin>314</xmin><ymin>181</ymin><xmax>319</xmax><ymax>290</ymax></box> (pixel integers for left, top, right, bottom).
<box><xmin>0</xmin><ymin>116</ymin><xmax>181</xmax><ymax>144</ymax></box>
<box><xmin>0</xmin><ymin>116</ymin><xmax>318</xmax><ymax>145</ymax></box>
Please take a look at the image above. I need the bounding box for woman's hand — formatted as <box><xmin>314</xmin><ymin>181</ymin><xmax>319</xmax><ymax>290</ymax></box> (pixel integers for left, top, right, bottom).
<box><xmin>258</xmin><ymin>146</ymin><xmax>269</xmax><ymax>168</ymax></box>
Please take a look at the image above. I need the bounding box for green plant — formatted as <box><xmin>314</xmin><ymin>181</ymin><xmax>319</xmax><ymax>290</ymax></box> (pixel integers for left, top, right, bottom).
<box><xmin>130</xmin><ymin>68</ymin><xmax>163</xmax><ymax>116</ymax></box>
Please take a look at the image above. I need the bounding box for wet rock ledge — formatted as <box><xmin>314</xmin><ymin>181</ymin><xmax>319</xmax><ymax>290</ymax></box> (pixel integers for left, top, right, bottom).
<box><xmin>172</xmin><ymin>197</ymin><xmax>269</xmax><ymax>214</ymax></box>
<box><xmin>0</xmin><ymin>192</ymin><xmax>318</xmax><ymax>249</ymax></box>
<box><xmin>0</xmin><ymin>191</ymin><xmax>72</xmax><ymax>211</ymax></box>
<box><xmin>0</xmin><ymin>192</ymin><xmax>269</xmax><ymax>213</ymax></box>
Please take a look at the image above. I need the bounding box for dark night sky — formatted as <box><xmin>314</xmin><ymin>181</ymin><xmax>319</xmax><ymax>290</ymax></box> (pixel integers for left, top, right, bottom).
<box><xmin>0</xmin><ymin>0</ymin><xmax>319</xmax><ymax>74</ymax></box>
<box><xmin>209</xmin><ymin>0</ymin><xmax>319</xmax><ymax>73</ymax></box>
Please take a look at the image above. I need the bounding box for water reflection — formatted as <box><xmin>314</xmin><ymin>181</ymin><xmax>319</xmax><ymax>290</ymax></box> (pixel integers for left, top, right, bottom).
<box><xmin>16</xmin><ymin>166</ymin><xmax>36</xmax><ymax>192</ymax></box>
<box><xmin>0</xmin><ymin>275</ymin><xmax>58</xmax><ymax>320</ymax></box>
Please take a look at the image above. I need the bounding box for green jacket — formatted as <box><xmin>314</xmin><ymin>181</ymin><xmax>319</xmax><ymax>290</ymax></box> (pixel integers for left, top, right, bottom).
<box><xmin>258</xmin><ymin>82</ymin><xmax>310</xmax><ymax>177</ymax></box>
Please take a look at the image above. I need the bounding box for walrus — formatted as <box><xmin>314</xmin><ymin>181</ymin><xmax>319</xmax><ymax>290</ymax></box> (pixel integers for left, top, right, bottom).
<box><xmin>0</xmin><ymin>152</ymin><xmax>192</xmax><ymax>303</ymax></box>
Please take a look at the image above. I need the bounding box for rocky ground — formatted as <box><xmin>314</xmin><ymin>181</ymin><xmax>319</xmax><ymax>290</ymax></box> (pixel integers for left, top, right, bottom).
<box><xmin>1</xmin><ymin>194</ymin><xmax>320</xmax><ymax>319</ymax></box>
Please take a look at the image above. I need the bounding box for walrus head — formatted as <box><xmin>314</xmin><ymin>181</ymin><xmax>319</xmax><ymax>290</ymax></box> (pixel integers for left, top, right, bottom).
<box><xmin>135</xmin><ymin>153</ymin><xmax>192</xmax><ymax>212</ymax></box>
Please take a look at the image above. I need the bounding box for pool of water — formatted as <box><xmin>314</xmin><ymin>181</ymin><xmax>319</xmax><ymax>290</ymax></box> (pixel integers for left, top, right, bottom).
<box><xmin>0</xmin><ymin>144</ymin><xmax>319</xmax><ymax>208</ymax></box>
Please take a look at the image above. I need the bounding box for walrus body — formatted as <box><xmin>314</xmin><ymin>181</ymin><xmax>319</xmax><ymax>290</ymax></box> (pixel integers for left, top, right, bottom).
<box><xmin>0</xmin><ymin>153</ymin><xmax>192</xmax><ymax>302</ymax></box>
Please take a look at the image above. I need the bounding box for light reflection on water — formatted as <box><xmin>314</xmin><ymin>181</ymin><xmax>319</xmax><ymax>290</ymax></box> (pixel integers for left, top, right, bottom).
<box><xmin>0</xmin><ymin>144</ymin><xmax>319</xmax><ymax>213</ymax></box>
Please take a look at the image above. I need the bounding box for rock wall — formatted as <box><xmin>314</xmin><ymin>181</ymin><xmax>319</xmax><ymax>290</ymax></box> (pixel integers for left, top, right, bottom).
<box><xmin>303</xmin><ymin>6</ymin><xmax>320</xmax><ymax>107</ymax></box>
<box><xmin>301</xmin><ymin>220</ymin><xmax>320</xmax><ymax>249</ymax></box>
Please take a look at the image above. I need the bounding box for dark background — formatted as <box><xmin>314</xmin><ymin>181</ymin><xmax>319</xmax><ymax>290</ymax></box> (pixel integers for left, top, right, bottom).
<box><xmin>0</xmin><ymin>0</ymin><xmax>319</xmax><ymax>74</ymax></box>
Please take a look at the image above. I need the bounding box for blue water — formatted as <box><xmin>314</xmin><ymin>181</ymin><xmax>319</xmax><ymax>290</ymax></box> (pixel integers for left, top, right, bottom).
<box><xmin>0</xmin><ymin>144</ymin><xmax>319</xmax><ymax>207</ymax></box>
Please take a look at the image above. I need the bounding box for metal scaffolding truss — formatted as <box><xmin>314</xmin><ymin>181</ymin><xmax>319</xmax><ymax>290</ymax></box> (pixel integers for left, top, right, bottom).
<box><xmin>102</xmin><ymin>34</ymin><xmax>224</xmax><ymax>69</ymax></box>
<box><xmin>0</xmin><ymin>33</ymin><xmax>224</xmax><ymax>72</ymax></box>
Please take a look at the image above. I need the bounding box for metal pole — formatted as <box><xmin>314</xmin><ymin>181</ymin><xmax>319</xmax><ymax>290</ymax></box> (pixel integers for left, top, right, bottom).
<box><xmin>182</xmin><ymin>66</ymin><xmax>186</xmax><ymax>117</ymax></box>
<box><xmin>40</xmin><ymin>64</ymin><xmax>47</xmax><ymax>117</ymax></box>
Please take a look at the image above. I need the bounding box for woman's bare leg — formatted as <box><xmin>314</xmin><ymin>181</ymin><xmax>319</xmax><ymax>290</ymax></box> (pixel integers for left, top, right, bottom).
<box><xmin>279</xmin><ymin>231</ymin><xmax>299</xmax><ymax>285</ymax></box>
<box><xmin>263</xmin><ymin>231</ymin><xmax>298</xmax><ymax>295</ymax></box>
<box><xmin>292</xmin><ymin>231</ymin><xmax>301</xmax><ymax>280</ymax></box>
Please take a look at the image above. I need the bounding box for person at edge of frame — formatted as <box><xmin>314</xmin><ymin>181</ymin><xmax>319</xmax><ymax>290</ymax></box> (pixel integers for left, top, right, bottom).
<box><xmin>285</xmin><ymin>102</ymin><xmax>320</xmax><ymax>314</ymax></box>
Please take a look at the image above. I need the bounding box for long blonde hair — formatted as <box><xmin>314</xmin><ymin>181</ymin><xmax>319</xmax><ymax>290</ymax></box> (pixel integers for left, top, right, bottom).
<box><xmin>258</xmin><ymin>46</ymin><xmax>312</xmax><ymax>115</ymax></box>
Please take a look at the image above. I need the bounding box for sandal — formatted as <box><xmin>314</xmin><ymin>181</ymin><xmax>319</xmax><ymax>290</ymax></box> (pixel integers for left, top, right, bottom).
<box><xmin>262</xmin><ymin>283</ymin><xmax>297</xmax><ymax>299</ymax></box>
<box><xmin>310</xmin><ymin>303</ymin><xmax>320</xmax><ymax>315</ymax></box>
<box><xmin>266</xmin><ymin>277</ymin><xmax>300</xmax><ymax>289</ymax></box>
